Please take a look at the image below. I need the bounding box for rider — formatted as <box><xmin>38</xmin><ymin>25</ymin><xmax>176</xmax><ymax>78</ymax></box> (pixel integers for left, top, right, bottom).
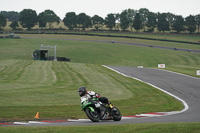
<box><xmin>78</xmin><ymin>86</ymin><xmax>114</xmax><ymax>111</ymax></box>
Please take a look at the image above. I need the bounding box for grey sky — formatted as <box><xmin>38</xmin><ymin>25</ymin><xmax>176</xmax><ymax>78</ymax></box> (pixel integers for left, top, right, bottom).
<box><xmin>0</xmin><ymin>0</ymin><xmax>199</xmax><ymax>19</ymax></box>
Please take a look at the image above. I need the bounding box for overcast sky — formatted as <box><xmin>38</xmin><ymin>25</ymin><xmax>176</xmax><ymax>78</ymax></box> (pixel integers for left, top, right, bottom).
<box><xmin>0</xmin><ymin>0</ymin><xmax>199</xmax><ymax>19</ymax></box>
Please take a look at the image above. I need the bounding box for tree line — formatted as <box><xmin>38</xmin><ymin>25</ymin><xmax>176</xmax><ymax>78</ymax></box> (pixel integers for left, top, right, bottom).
<box><xmin>0</xmin><ymin>8</ymin><xmax>200</xmax><ymax>33</ymax></box>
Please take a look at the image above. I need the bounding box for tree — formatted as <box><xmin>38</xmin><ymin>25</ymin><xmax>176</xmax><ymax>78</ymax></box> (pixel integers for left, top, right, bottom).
<box><xmin>38</xmin><ymin>10</ymin><xmax>60</xmax><ymax>29</ymax></box>
<box><xmin>37</xmin><ymin>12</ymin><xmax>46</xmax><ymax>28</ymax></box>
<box><xmin>119</xmin><ymin>10</ymin><xmax>129</xmax><ymax>31</ymax></box>
<box><xmin>114</xmin><ymin>13</ymin><xmax>120</xmax><ymax>30</ymax></box>
<box><xmin>139</xmin><ymin>8</ymin><xmax>149</xmax><ymax>31</ymax></box>
<box><xmin>114</xmin><ymin>13</ymin><xmax>120</xmax><ymax>22</ymax></box>
<box><xmin>172</xmin><ymin>15</ymin><xmax>185</xmax><ymax>33</ymax></box>
<box><xmin>157</xmin><ymin>13</ymin><xmax>170</xmax><ymax>32</ymax></box>
<box><xmin>63</xmin><ymin>12</ymin><xmax>77</xmax><ymax>30</ymax></box>
<box><xmin>147</xmin><ymin>12</ymin><xmax>157</xmax><ymax>32</ymax></box>
<box><xmin>126</xmin><ymin>9</ymin><xmax>137</xmax><ymax>31</ymax></box>
<box><xmin>105</xmin><ymin>13</ymin><xmax>116</xmax><ymax>30</ymax></box>
<box><xmin>0</xmin><ymin>11</ymin><xmax>20</xmax><ymax>21</ymax></box>
<box><xmin>91</xmin><ymin>15</ymin><xmax>104</xmax><ymax>30</ymax></box>
<box><xmin>77</xmin><ymin>13</ymin><xmax>91</xmax><ymax>30</ymax></box>
<box><xmin>10</xmin><ymin>21</ymin><xmax>19</xmax><ymax>30</ymax></box>
<box><xmin>185</xmin><ymin>15</ymin><xmax>196</xmax><ymax>33</ymax></box>
<box><xmin>19</xmin><ymin>9</ymin><xmax>37</xmax><ymax>30</ymax></box>
<box><xmin>0</xmin><ymin>14</ymin><xmax>6</xmax><ymax>29</ymax></box>
<box><xmin>195</xmin><ymin>14</ymin><xmax>200</xmax><ymax>33</ymax></box>
<box><xmin>166</xmin><ymin>12</ymin><xmax>175</xmax><ymax>28</ymax></box>
<box><xmin>133</xmin><ymin>13</ymin><xmax>142</xmax><ymax>31</ymax></box>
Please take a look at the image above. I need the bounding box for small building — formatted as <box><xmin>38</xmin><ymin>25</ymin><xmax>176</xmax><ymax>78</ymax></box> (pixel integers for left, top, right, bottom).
<box><xmin>32</xmin><ymin>50</ymin><xmax>49</xmax><ymax>60</ymax></box>
<box><xmin>32</xmin><ymin>44</ymin><xmax>70</xmax><ymax>62</ymax></box>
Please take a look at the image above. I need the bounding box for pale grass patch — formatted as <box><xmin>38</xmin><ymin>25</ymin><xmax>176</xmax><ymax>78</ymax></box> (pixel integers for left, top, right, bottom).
<box><xmin>0</xmin><ymin>60</ymin><xmax>132</xmax><ymax>106</ymax></box>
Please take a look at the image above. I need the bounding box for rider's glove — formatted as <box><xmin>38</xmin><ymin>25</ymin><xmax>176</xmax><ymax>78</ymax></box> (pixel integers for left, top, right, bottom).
<box><xmin>95</xmin><ymin>93</ymin><xmax>100</xmax><ymax>98</ymax></box>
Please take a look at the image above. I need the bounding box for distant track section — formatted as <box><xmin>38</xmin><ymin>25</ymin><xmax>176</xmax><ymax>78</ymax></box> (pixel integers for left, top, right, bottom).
<box><xmin>22</xmin><ymin>37</ymin><xmax>200</xmax><ymax>53</ymax></box>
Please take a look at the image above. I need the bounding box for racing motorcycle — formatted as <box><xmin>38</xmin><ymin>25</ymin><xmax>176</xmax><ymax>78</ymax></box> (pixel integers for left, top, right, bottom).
<box><xmin>81</xmin><ymin>98</ymin><xmax>122</xmax><ymax>122</ymax></box>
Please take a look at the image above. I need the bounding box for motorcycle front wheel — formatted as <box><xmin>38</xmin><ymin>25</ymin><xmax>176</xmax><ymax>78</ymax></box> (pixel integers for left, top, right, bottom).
<box><xmin>85</xmin><ymin>107</ymin><xmax>99</xmax><ymax>122</ymax></box>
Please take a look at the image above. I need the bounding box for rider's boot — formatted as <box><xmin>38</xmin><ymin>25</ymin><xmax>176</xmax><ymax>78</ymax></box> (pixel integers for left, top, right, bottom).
<box><xmin>108</xmin><ymin>102</ymin><xmax>114</xmax><ymax>109</ymax></box>
<box><xmin>109</xmin><ymin>103</ymin><xmax>114</xmax><ymax>109</ymax></box>
<box><xmin>108</xmin><ymin>103</ymin><xmax>116</xmax><ymax>116</ymax></box>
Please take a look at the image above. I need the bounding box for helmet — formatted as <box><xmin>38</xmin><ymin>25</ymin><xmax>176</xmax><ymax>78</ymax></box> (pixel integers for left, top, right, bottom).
<box><xmin>78</xmin><ymin>86</ymin><xmax>87</xmax><ymax>97</ymax></box>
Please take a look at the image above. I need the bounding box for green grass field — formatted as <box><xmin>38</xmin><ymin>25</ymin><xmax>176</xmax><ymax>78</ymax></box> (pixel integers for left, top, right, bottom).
<box><xmin>93</xmin><ymin>32</ymin><xmax>200</xmax><ymax>43</ymax></box>
<box><xmin>1</xmin><ymin>34</ymin><xmax>200</xmax><ymax>76</ymax></box>
<box><xmin>1</xmin><ymin>123</ymin><xmax>200</xmax><ymax>133</ymax></box>
<box><xmin>0</xmin><ymin>34</ymin><xmax>200</xmax><ymax>132</ymax></box>
<box><xmin>18</xmin><ymin>33</ymin><xmax>200</xmax><ymax>50</ymax></box>
<box><xmin>0</xmin><ymin>60</ymin><xmax>183</xmax><ymax>120</ymax></box>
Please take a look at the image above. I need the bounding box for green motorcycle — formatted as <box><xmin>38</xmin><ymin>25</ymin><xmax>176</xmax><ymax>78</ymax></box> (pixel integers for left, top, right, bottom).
<box><xmin>81</xmin><ymin>98</ymin><xmax>122</xmax><ymax>122</ymax></box>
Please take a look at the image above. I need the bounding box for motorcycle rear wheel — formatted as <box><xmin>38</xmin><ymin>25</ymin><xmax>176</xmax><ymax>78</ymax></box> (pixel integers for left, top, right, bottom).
<box><xmin>112</xmin><ymin>107</ymin><xmax>122</xmax><ymax>121</ymax></box>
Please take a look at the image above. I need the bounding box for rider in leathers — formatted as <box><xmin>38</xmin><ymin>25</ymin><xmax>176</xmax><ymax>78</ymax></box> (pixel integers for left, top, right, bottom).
<box><xmin>78</xmin><ymin>86</ymin><xmax>114</xmax><ymax>118</ymax></box>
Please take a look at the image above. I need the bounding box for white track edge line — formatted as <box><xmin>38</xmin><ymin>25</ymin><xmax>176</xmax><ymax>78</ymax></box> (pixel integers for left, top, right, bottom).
<box><xmin>102</xmin><ymin>65</ymin><xmax>189</xmax><ymax>116</ymax></box>
<box><xmin>28</xmin><ymin>121</ymin><xmax>48</xmax><ymax>124</ymax></box>
<box><xmin>13</xmin><ymin>122</ymin><xmax>29</xmax><ymax>125</ymax></box>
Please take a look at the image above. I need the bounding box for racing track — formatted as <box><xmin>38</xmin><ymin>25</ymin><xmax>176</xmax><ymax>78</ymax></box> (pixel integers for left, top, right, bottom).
<box><xmin>104</xmin><ymin>66</ymin><xmax>200</xmax><ymax>123</ymax></box>
<box><xmin>2</xmin><ymin>38</ymin><xmax>200</xmax><ymax>126</ymax></box>
<box><xmin>6</xmin><ymin>66</ymin><xmax>200</xmax><ymax>126</ymax></box>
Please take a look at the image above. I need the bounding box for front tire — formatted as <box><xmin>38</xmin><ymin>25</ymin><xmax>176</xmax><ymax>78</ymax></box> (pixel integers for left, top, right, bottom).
<box><xmin>85</xmin><ymin>107</ymin><xmax>99</xmax><ymax>122</ymax></box>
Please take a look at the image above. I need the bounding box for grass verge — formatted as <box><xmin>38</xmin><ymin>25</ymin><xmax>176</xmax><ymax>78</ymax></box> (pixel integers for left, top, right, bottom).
<box><xmin>1</xmin><ymin>123</ymin><xmax>200</xmax><ymax>133</ymax></box>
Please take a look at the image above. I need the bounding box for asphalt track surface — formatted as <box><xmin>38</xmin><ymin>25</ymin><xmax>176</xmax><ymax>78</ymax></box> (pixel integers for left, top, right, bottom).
<box><xmin>7</xmin><ymin>66</ymin><xmax>199</xmax><ymax>126</ymax></box>
<box><xmin>105</xmin><ymin>66</ymin><xmax>200</xmax><ymax>123</ymax></box>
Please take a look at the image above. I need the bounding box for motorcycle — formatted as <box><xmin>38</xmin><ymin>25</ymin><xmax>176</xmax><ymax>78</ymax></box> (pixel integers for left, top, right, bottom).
<box><xmin>81</xmin><ymin>98</ymin><xmax>122</xmax><ymax>122</ymax></box>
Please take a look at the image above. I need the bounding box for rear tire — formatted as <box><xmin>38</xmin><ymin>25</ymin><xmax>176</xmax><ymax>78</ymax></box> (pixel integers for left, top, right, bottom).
<box><xmin>85</xmin><ymin>107</ymin><xmax>99</xmax><ymax>122</ymax></box>
<box><xmin>112</xmin><ymin>107</ymin><xmax>122</xmax><ymax>121</ymax></box>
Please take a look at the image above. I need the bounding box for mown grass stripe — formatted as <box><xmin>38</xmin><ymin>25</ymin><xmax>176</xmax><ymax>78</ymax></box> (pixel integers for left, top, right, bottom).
<box><xmin>0</xmin><ymin>60</ymin><xmax>32</xmax><ymax>82</ymax></box>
